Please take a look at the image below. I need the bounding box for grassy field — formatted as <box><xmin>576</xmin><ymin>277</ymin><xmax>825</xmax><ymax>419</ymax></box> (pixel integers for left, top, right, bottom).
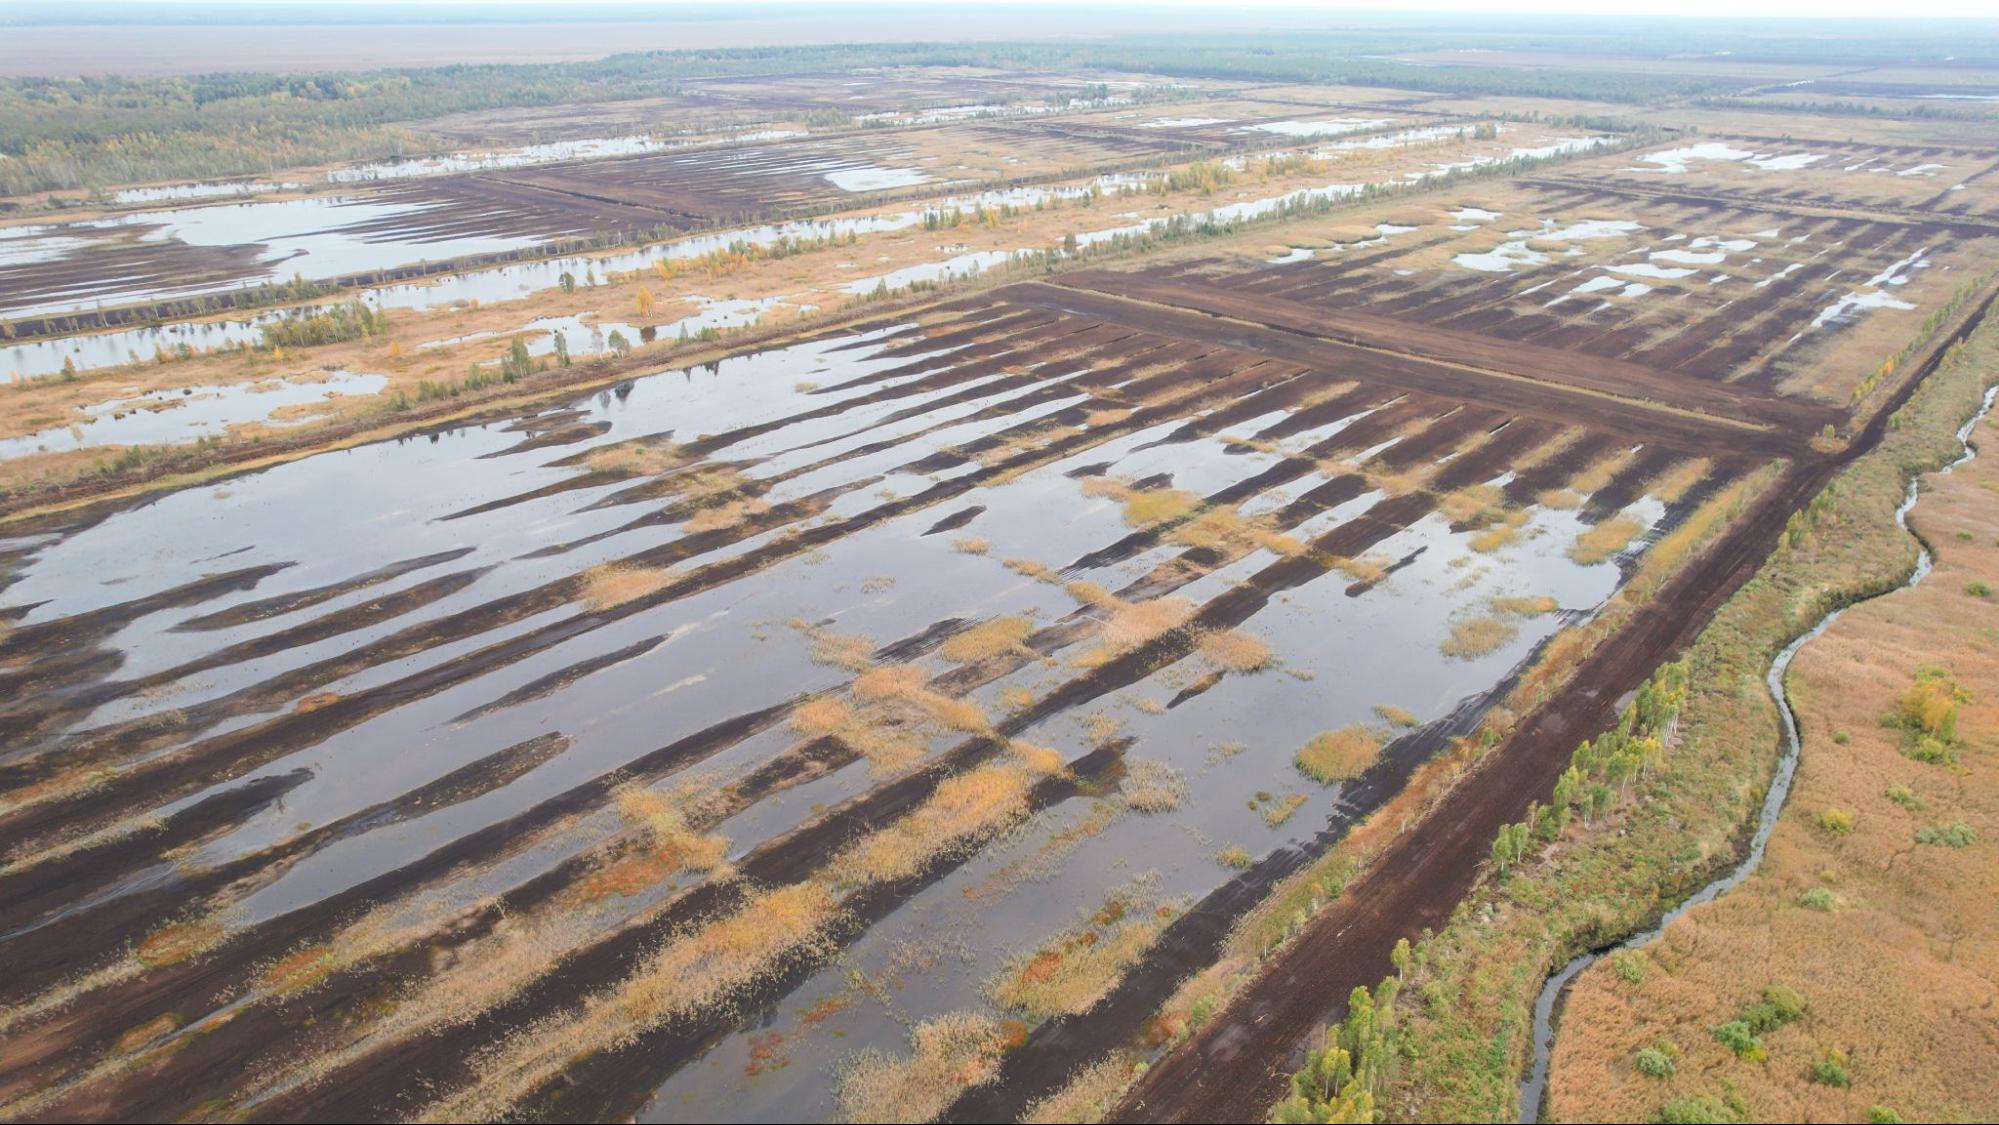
<box><xmin>1328</xmin><ymin>307</ymin><xmax>1999</xmax><ymax>1124</ymax></box>
<box><xmin>1548</xmin><ymin>392</ymin><xmax>1999</xmax><ymax>1121</ymax></box>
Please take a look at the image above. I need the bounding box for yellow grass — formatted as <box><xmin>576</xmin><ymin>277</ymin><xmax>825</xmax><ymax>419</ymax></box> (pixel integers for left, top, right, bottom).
<box><xmin>1296</xmin><ymin>726</ymin><xmax>1382</xmax><ymax>783</ymax></box>
<box><xmin>1569</xmin><ymin>445</ymin><xmax>1640</xmax><ymax>495</ymax></box>
<box><xmin>1064</xmin><ymin>580</ymin><xmax>1120</xmax><ymax>608</ymax></box>
<box><xmin>1334</xmin><ymin>555</ymin><xmax>1391</xmax><ymax>584</ymax></box>
<box><xmin>1101</xmin><ymin>596</ymin><xmax>1195</xmax><ymax>649</ymax></box>
<box><xmin>1646</xmin><ymin>457</ymin><xmax>1711</xmax><ymax>504</ymax></box>
<box><xmin>852</xmin><ymin>664</ymin><xmax>928</xmax><ymax>704</ymax></box>
<box><xmin>1199</xmin><ymin>629</ymin><xmax>1274</xmax><ymax>672</ymax></box>
<box><xmin>1008</xmin><ymin>741</ymin><xmax>1069</xmax><ymax>777</ymax></box>
<box><xmin>1122</xmin><ymin>488</ymin><xmax>1201</xmax><ymax>528</ymax></box>
<box><xmin>1121</xmin><ymin>759</ymin><xmax>1187</xmax><ymax>813</ymax></box>
<box><xmin>1441</xmin><ymin>615</ymin><xmax>1519</xmax><ymax>659</ymax></box>
<box><xmin>580</xmin><ymin>440</ymin><xmax>683</xmax><ymax>476</ymax></box>
<box><xmin>838</xmin><ymin>765</ymin><xmax>1033</xmax><ymax>886</ymax></box>
<box><xmin>683</xmin><ymin>497</ymin><xmax>771</xmax><ymax>533</ymax></box>
<box><xmin>1374</xmin><ymin>704</ymin><xmax>1420</xmax><ymax>728</ymax></box>
<box><xmin>1490</xmin><ymin>594</ymin><xmax>1559</xmax><ymax>617</ymax></box>
<box><xmin>1569</xmin><ymin>516</ymin><xmax>1644</xmax><ymax>565</ymax></box>
<box><xmin>1438</xmin><ymin>483</ymin><xmax>1505</xmax><ymax>525</ymax></box>
<box><xmin>433</xmin><ymin>882</ymin><xmax>839</xmax><ymax>1121</ymax></box>
<box><xmin>836</xmin><ymin>1012</ymin><xmax>1007</xmax><ymax>1124</ymax></box>
<box><xmin>578</xmin><ymin>564</ymin><xmax>672</xmax><ymax>610</ymax></box>
<box><xmin>940</xmin><ymin>615</ymin><xmax>1036</xmax><ymax>663</ymax></box>
<box><xmin>951</xmin><ymin>536</ymin><xmax>990</xmax><ymax>555</ymax></box>
<box><xmin>610</xmin><ymin>787</ymin><xmax>729</xmax><ymax>874</ymax></box>
<box><xmin>990</xmin><ymin>910</ymin><xmax>1171</xmax><ymax>1020</ymax></box>
<box><xmin>1021</xmin><ymin>1055</ymin><xmax>1140</xmax><ymax>1124</ymax></box>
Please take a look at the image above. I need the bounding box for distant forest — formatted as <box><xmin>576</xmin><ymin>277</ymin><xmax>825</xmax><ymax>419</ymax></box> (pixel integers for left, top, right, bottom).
<box><xmin>5</xmin><ymin>18</ymin><xmax>1999</xmax><ymax>195</ymax></box>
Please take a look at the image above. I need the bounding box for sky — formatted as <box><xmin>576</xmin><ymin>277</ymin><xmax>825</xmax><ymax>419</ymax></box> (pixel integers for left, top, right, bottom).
<box><xmin>64</xmin><ymin>0</ymin><xmax>1999</xmax><ymax>18</ymax></box>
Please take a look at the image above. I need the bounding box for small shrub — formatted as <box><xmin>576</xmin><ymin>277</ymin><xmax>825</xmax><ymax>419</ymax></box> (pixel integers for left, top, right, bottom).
<box><xmin>1218</xmin><ymin>845</ymin><xmax>1252</xmax><ymax>869</ymax></box>
<box><xmin>1810</xmin><ymin>1051</ymin><xmax>1851</xmax><ymax>1088</ymax></box>
<box><xmin>1797</xmin><ymin>887</ymin><xmax>1836</xmax><ymax>912</ymax></box>
<box><xmin>1816</xmin><ymin>808</ymin><xmax>1856</xmax><ymax>836</ymax></box>
<box><xmin>1915</xmin><ymin>821</ymin><xmax>1976</xmax><ymax>848</ymax></box>
<box><xmin>1634</xmin><ymin>1046</ymin><xmax>1676</xmax><ymax>1078</ymax></box>
<box><xmin>1966</xmin><ymin>580</ymin><xmax>1992</xmax><ymax>598</ymax></box>
<box><xmin>1711</xmin><ymin>1019</ymin><xmax>1764</xmax><ymax>1061</ymax></box>
<box><xmin>1612</xmin><ymin>952</ymin><xmax>1645</xmax><ymax>984</ymax></box>
<box><xmin>1885</xmin><ymin>783</ymin><xmax>1925</xmax><ymax>811</ymax></box>
<box><xmin>1867</xmin><ymin>1107</ymin><xmax>1904</xmax><ymax>1124</ymax></box>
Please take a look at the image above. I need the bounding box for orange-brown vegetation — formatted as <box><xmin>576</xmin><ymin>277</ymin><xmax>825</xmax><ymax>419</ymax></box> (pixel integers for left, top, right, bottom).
<box><xmin>1549</xmin><ymin>410</ymin><xmax>1999</xmax><ymax>1124</ymax></box>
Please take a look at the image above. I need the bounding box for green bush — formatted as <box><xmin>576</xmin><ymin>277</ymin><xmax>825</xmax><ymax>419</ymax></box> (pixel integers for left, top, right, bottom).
<box><xmin>1634</xmin><ymin>1046</ymin><xmax>1675</xmax><ymax>1078</ymax></box>
<box><xmin>1867</xmin><ymin>1106</ymin><xmax>1904</xmax><ymax>1124</ymax></box>
<box><xmin>1966</xmin><ymin>581</ymin><xmax>1991</xmax><ymax>598</ymax></box>
<box><xmin>1915</xmin><ymin>821</ymin><xmax>1977</xmax><ymax>848</ymax></box>
<box><xmin>1811</xmin><ymin>1053</ymin><xmax>1850</xmax><ymax>1088</ymax></box>
<box><xmin>1797</xmin><ymin>887</ymin><xmax>1836</xmax><ymax>911</ymax></box>
<box><xmin>1711</xmin><ymin>1020</ymin><xmax>1763</xmax><ymax>1060</ymax></box>
<box><xmin>1816</xmin><ymin>808</ymin><xmax>1856</xmax><ymax>836</ymax></box>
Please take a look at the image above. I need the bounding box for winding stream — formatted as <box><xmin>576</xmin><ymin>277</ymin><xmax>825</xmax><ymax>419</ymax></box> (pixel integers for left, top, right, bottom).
<box><xmin>1517</xmin><ymin>382</ymin><xmax>1999</xmax><ymax>1124</ymax></box>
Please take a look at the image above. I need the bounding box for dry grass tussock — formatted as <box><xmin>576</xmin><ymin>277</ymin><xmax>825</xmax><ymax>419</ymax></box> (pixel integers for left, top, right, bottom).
<box><xmin>1438</xmin><ymin>483</ymin><xmax>1506</xmax><ymax>525</ymax></box>
<box><xmin>801</xmin><ymin>623</ymin><xmax>876</xmax><ymax>672</ymax></box>
<box><xmin>578</xmin><ymin>563</ymin><xmax>672</xmax><ymax>611</ymax></box>
<box><xmin>1008</xmin><ymin>740</ymin><xmax>1069</xmax><ymax>777</ymax></box>
<box><xmin>1490</xmin><ymin>594</ymin><xmax>1559</xmax><ymax>617</ymax></box>
<box><xmin>1101</xmin><ymin>595</ymin><xmax>1195</xmax><ymax>648</ymax></box>
<box><xmin>1441</xmin><ymin>614</ymin><xmax>1518</xmax><ymax>659</ymax></box>
<box><xmin>610</xmin><ymin>786</ymin><xmax>729</xmax><ymax>874</ymax></box>
<box><xmin>1570</xmin><ymin>515</ymin><xmax>1645</xmax><ymax>565</ymax></box>
<box><xmin>1374</xmin><ymin>703</ymin><xmax>1420</xmax><ymax>728</ymax></box>
<box><xmin>1296</xmin><ymin>726</ymin><xmax>1383</xmax><ymax>783</ymax></box>
<box><xmin>1167</xmin><ymin>504</ymin><xmax>1305</xmax><ymax>557</ymax></box>
<box><xmin>990</xmin><ymin>897</ymin><xmax>1173</xmax><ymax>1020</ymax></box>
<box><xmin>1081</xmin><ymin>476</ymin><xmax>1202</xmax><ymax>528</ymax></box>
<box><xmin>580</xmin><ymin>439</ymin><xmax>683</xmax><ymax>476</ymax></box>
<box><xmin>683</xmin><ymin>496</ymin><xmax>771</xmax><ymax>533</ymax></box>
<box><xmin>1568</xmin><ymin>444</ymin><xmax>1640</xmax><ymax>495</ymax></box>
<box><xmin>940</xmin><ymin>615</ymin><xmax>1036</xmax><ymax>663</ymax></box>
<box><xmin>1333</xmin><ymin>554</ymin><xmax>1391</xmax><ymax>584</ymax></box>
<box><xmin>1021</xmin><ymin>1055</ymin><xmax>1142</xmax><ymax>1124</ymax></box>
<box><xmin>950</xmin><ymin>536</ymin><xmax>989</xmax><ymax>555</ymax></box>
<box><xmin>1646</xmin><ymin>457</ymin><xmax>1711</xmax><ymax>504</ymax></box>
<box><xmin>798</xmin><ymin>666</ymin><xmax>988</xmax><ymax>772</ymax></box>
<box><xmin>1199</xmin><ymin>628</ymin><xmax>1274</xmax><ymax>672</ymax></box>
<box><xmin>837</xmin><ymin>764</ymin><xmax>1033</xmax><ymax>886</ymax></box>
<box><xmin>433</xmin><ymin>882</ymin><xmax>839</xmax><ymax>1121</ymax></box>
<box><xmin>836</xmin><ymin>1012</ymin><xmax>1008</xmax><ymax>1124</ymax></box>
<box><xmin>1121</xmin><ymin>759</ymin><xmax>1187</xmax><ymax>813</ymax></box>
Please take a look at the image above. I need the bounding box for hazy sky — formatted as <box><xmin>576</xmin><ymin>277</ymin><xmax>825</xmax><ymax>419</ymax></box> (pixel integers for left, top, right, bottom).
<box><xmin>81</xmin><ymin>0</ymin><xmax>1999</xmax><ymax>18</ymax></box>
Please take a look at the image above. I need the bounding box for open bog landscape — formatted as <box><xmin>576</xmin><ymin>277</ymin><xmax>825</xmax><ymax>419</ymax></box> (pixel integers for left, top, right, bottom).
<box><xmin>1</xmin><ymin>5</ymin><xmax>1997</xmax><ymax>1124</ymax></box>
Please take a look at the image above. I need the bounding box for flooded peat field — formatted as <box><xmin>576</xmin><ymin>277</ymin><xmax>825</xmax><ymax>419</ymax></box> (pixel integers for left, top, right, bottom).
<box><xmin>0</xmin><ymin>274</ymin><xmax>1739</xmax><ymax>1121</ymax></box>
